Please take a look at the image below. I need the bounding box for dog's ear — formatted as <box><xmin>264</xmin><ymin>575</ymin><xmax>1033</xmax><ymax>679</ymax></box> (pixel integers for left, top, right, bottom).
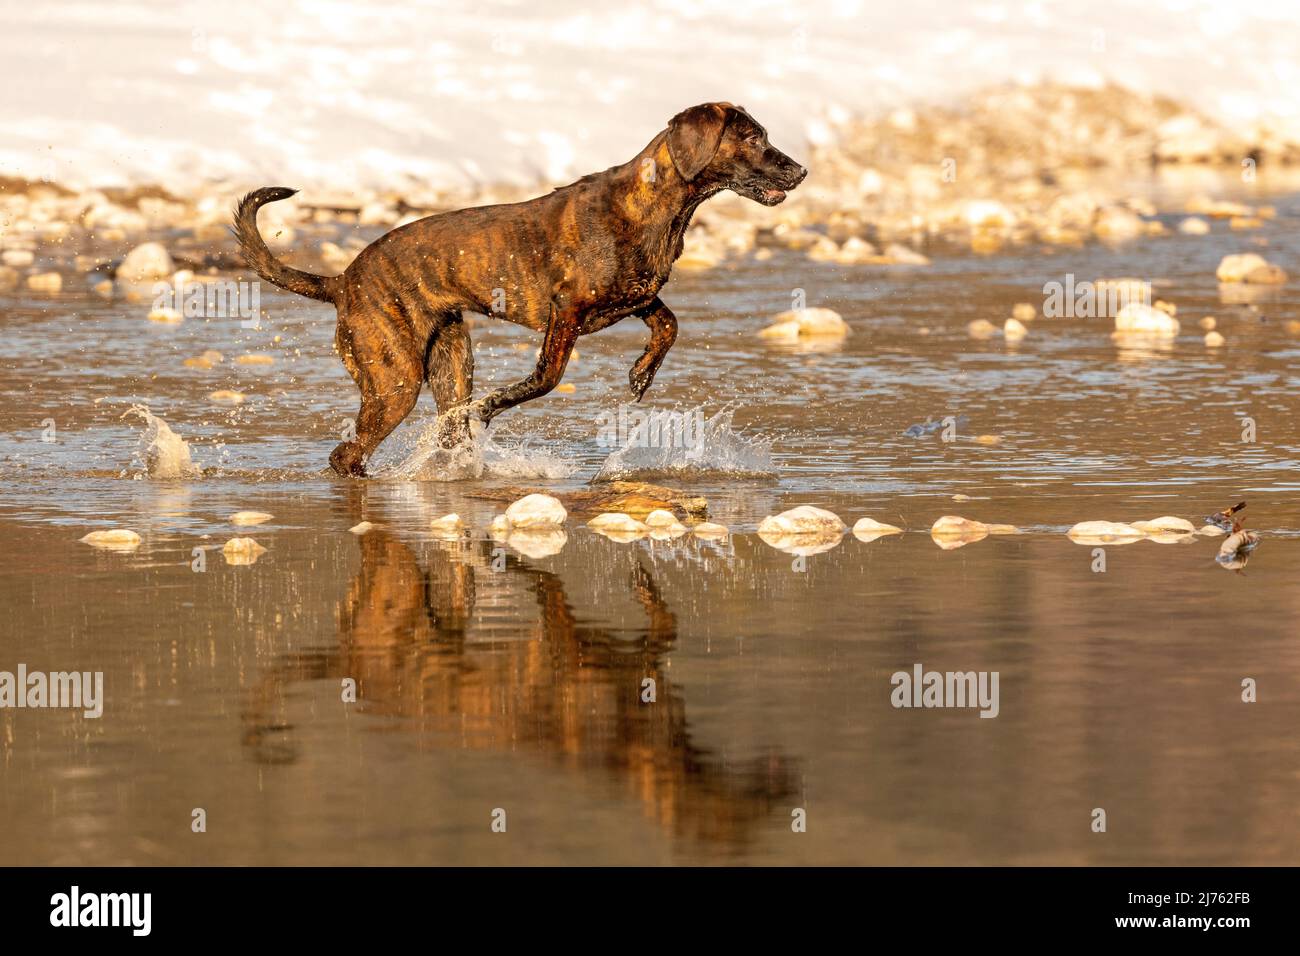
<box><xmin>667</xmin><ymin>103</ymin><xmax>730</xmax><ymax>182</ymax></box>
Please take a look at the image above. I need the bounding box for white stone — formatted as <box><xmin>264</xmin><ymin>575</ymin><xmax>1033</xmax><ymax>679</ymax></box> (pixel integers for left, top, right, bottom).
<box><xmin>1</xmin><ymin>248</ymin><xmax>34</xmax><ymax>267</ymax></box>
<box><xmin>118</xmin><ymin>241</ymin><xmax>174</xmax><ymax>281</ymax></box>
<box><xmin>930</xmin><ymin>515</ymin><xmax>988</xmax><ymax>536</ymax></box>
<box><xmin>503</xmin><ymin>493</ymin><xmax>567</xmax><ymax>528</ymax></box>
<box><xmin>26</xmin><ymin>272</ymin><xmax>62</xmax><ymax>293</ymax></box>
<box><xmin>643</xmin><ymin>509</ymin><xmax>686</xmax><ymax>531</ymax></box>
<box><xmin>230</xmin><ymin>511</ymin><xmax>273</xmax><ymax>526</ymax></box>
<box><xmin>1066</xmin><ymin>521</ymin><xmax>1145</xmax><ymax>541</ymax></box>
<box><xmin>758</xmin><ymin>506</ymin><xmax>845</xmax><ymax>535</ymax></box>
<box><xmin>883</xmin><ymin>242</ymin><xmax>930</xmax><ymax>265</ymax></box>
<box><xmin>587</xmin><ymin>513</ymin><xmax>649</xmax><ymax>533</ymax></box>
<box><xmin>759</xmin><ymin>307</ymin><xmax>848</xmax><ymax>339</ymax></box>
<box><xmin>691</xmin><ymin>522</ymin><xmax>729</xmax><ymax>538</ymax></box>
<box><xmin>80</xmin><ymin>529</ymin><xmax>141</xmax><ymax>549</ymax></box>
<box><xmin>963</xmin><ymin>200</ymin><xmax>1016</xmax><ymax>229</ymax></box>
<box><xmin>1216</xmin><ymin>253</ymin><xmax>1269</xmax><ymax>283</ymax></box>
<box><xmin>1114</xmin><ymin>303</ymin><xmax>1179</xmax><ymax>336</ymax></box>
<box><xmin>1131</xmin><ymin>516</ymin><xmax>1196</xmax><ymax>534</ymax></box>
<box><xmin>222</xmin><ymin>537</ymin><xmax>266</xmax><ymax>563</ymax></box>
<box><xmin>852</xmin><ymin>517</ymin><xmax>903</xmax><ymax>535</ymax></box>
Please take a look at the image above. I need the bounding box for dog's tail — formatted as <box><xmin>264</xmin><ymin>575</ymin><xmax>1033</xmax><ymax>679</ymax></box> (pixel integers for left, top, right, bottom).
<box><xmin>232</xmin><ymin>187</ymin><xmax>336</xmax><ymax>303</ymax></box>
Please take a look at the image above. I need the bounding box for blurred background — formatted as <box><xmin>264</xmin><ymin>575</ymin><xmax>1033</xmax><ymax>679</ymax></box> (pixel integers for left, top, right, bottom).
<box><xmin>3</xmin><ymin>0</ymin><xmax>1300</xmax><ymax>195</ymax></box>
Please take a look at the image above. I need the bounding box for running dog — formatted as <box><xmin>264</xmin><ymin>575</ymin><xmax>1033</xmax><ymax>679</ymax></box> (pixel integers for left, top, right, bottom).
<box><xmin>234</xmin><ymin>102</ymin><xmax>806</xmax><ymax>476</ymax></box>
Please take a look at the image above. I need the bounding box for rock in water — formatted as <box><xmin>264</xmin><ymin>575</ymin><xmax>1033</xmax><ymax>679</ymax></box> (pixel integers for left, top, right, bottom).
<box><xmin>931</xmin><ymin>516</ymin><xmax>987</xmax><ymax>536</ymax></box>
<box><xmin>1216</xmin><ymin>253</ymin><xmax>1286</xmax><ymax>284</ymax></box>
<box><xmin>26</xmin><ymin>272</ymin><xmax>62</xmax><ymax>293</ymax></box>
<box><xmin>643</xmin><ymin>509</ymin><xmax>687</xmax><ymax>532</ymax></box>
<box><xmin>852</xmin><ymin>517</ymin><xmax>903</xmax><ymax>542</ymax></box>
<box><xmin>429</xmin><ymin>513</ymin><xmax>463</xmax><ymax>530</ymax></box>
<box><xmin>118</xmin><ymin>242</ymin><xmax>175</xmax><ymax>281</ymax></box>
<box><xmin>691</xmin><ymin>522</ymin><xmax>729</xmax><ymax>538</ymax></box>
<box><xmin>929</xmin><ymin>515</ymin><xmax>989</xmax><ymax>549</ymax></box>
<box><xmin>80</xmin><ymin>529</ymin><xmax>141</xmax><ymax>550</ymax></box>
<box><xmin>587</xmin><ymin>513</ymin><xmax>649</xmax><ymax>533</ymax></box>
<box><xmin>222</xmin><ymin>537</ymin><xmax>266</xmax><ymax>564</ymax></box>
<box><xmin>1114</xmin><ymin>303</ymin><xmax>1179</xmax><ymax>336</ymax></box>
<box><xmin>230</xmin><ymin>511</ymin><xmax>273</xmax><ymax>526</ymax></box>
<box><xmin>1131</xmin><ymin>516</ymin><xmax>1196</xmax><ymax>534</ymax></box>
<box><xmin>758</xmin><ymin>506</ymin><xmax>845</xmax><ymax>535</ymax></box>
<box><xmin>1066</xmin><ymin>521</ymin><xmax>1145</xmax><ymax>543</ymax></box>
<box><xmin>853</xmin><ymin>517</ymin><xmax>902</xmax><ymax>533</ymax></box>
<box><xmin>759</xmin><ymin>308</ymin><xmax>849</xmax><ymax>340</ymax></box>
<box><xmin>502</xmin><ymin>493</ymin><xmax>567</xmax><ymax>528</ymax></box>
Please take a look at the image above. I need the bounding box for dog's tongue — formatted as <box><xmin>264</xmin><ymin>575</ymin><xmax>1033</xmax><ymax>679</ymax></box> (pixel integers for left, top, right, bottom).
<box><xmin>763</xmin><ymin>188</ymin><xmax>786</xmax><ymax>203</ymax></box>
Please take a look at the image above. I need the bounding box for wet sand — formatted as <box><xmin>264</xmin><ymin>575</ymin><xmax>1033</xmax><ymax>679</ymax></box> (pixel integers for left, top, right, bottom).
<box><xmin>1</xmin><ymin>174</ymin><xmax>1299</xmax><ymax>864</ymax></box>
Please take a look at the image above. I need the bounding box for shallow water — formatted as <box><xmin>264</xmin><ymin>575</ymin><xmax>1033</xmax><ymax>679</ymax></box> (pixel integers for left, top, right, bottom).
<box><xmin>2</xmin><ymin>177</ymin><xmax>1299</xmax><ymax>864</ymax></box>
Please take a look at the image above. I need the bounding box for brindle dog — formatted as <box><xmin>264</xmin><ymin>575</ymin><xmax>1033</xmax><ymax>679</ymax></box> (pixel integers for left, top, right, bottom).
<box><xmin>234</xmin><ymin>102</ymin><xmax>806</xmax><ymax>476</ymax></box>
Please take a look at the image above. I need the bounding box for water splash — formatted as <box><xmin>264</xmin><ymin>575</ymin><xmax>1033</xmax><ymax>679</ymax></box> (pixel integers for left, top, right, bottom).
<box><xmin>592</xmin><ymin>405</ymin><xmax>774</xmax><ymax>482</ymax></box>
<box><xmin>123</xmin><ymin>404</ymin><xmax>200</xmax><ymax>478</ymax></box>
<box><xmin>374</xmin><ymin>413</ymin><xmax>576</xmax><ymax>482</ymax></box>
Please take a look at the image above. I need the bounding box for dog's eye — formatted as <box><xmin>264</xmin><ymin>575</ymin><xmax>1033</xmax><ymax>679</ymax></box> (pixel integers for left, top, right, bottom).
<box><xmin>745</xmin><ymin>133</ymin><xmax>763</xmax><ymax>146</ymax></box>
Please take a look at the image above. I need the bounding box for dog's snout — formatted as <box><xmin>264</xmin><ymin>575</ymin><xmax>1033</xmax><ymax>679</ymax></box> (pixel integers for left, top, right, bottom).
<box><xmin>781</xmin><ymin>162</ymin><xmax>807</xmax><ymax>188</ymax></box>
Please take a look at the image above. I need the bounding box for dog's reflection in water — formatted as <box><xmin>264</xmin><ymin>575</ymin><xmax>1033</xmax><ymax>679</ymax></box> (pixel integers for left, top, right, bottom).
<box><xmin>243</xmin><ymin>526</ymin><xmax>794</xmax><ymax>846</ymax></box>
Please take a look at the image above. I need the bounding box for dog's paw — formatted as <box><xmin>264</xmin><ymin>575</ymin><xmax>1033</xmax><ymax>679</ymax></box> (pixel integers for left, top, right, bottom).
<box><xmin>628</xmin><ymin>367</ymin><xmax>655</xmax><ymax>402</ymax></box>
<box><xmin>437</xmin><ymin>404</ymin><xmax>474</xmax><ymax>448</ymax></box>
<box><xmin>329</xmin><ymin>442</ymin><xmax>368</xmax><ymax>478</ymax></box>
<box><xmin>467</xmin><ymin>400</ymin><xmax>496</xmax><ymax>426</ymax></box>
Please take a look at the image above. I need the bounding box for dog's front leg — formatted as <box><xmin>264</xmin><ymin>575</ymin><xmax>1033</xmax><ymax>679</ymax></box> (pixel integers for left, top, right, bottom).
<box><xmin>629</xmin><ymin>297</ymin><xmax>678</xmax><ymax>402</ymax></box>
<box><xmin>473</xmin><ymin>302</ymin><xmax>580</xmax><ymax>425</ymax></box>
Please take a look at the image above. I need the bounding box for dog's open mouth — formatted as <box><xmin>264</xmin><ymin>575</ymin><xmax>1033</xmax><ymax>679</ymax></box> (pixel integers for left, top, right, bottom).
<box><xmin>738</xmin><ymin>183</ymin><xmax>787</xmax><ymax>206</ymax></box>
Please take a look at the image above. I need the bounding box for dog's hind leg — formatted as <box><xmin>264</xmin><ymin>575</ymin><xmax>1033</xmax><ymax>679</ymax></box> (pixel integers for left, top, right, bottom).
<box><xmin>330</xmin><ymin>305</ymin><xmax>424</xmax><ymax>477</ymax></box>
<box><xmin>424</xmin><ymin>314</ymin><xmax>474</xmax><ymax>447</ymax></box>
<box><xmin>629</xmin><ymin>298</ymin><xmax>678</xmax><ymax>402</ymax></box>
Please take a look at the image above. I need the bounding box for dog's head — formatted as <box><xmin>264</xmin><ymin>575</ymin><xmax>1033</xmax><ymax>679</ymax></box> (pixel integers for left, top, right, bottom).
<box><xmin>666</xmin><ymin>102</ymin><xmax>806</xmax><ymax>205</ymax></box>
